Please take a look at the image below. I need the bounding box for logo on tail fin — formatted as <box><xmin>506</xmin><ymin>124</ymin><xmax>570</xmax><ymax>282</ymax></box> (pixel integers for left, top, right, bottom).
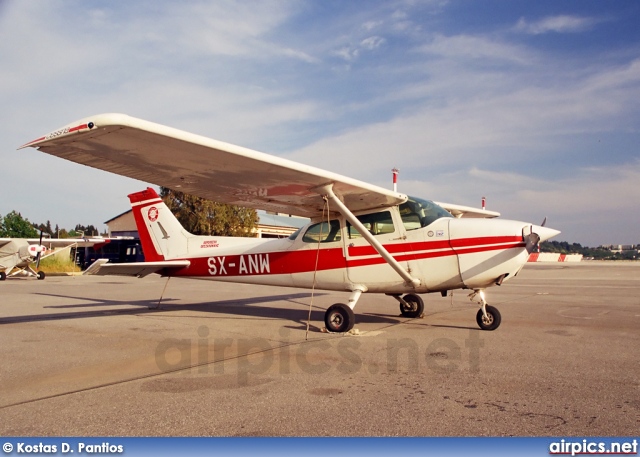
<box><xmin>148</xmin><ymin>207</ymin><xmax>159</xmax><ymax>222</ymax></box>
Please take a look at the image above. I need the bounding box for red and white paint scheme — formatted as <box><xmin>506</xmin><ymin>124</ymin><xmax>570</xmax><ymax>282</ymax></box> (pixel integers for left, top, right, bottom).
<box><xmin>21</xmin><ymin>113</ymin><xmax>560</xmax><ymax>331</ymax></box>
<box><xmin>528</xmin><ymin>253</ymin><xmax>583</xmax><ymax>262</ymax></box>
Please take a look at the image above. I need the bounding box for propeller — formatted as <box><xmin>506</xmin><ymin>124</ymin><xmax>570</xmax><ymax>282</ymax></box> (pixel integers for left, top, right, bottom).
<box><xmin>524</xmin><ymin>218</ymin><xmax>547</xmax><ymax>254</ymax></box>
<box><xmin>26</xmin><ymin>230</ymin><xmax>46</xmax><ymax>269</ymax></box>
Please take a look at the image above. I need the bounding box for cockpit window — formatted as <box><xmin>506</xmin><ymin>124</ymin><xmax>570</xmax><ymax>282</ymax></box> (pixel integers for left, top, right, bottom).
<box><xmin>347</xmin><ymin>211</ymin><xmax>395</xmax><ymax>239</ymax></box>
<box><xmin>399</xmin><ymin>197</ymin><xmax>452</xmax><ymax>230</ymax></box>
<box><xmin>302</xmin><ymin>219</ymin><xmax>342</xmax><ymax>243</ymax></box>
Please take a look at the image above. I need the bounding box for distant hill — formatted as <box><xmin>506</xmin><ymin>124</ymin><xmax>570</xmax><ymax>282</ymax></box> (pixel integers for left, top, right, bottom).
<box><xmin>541</xmin><ymin>241</ymin><xmax>638</xmax><ymax>260</ymax></box>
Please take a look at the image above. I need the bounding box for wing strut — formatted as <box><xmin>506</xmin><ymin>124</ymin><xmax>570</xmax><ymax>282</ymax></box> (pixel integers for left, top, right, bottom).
<box><xmin>318</xmin><ymin>184</ymin><xmax>421</xmax><ymax>288</ymax></box>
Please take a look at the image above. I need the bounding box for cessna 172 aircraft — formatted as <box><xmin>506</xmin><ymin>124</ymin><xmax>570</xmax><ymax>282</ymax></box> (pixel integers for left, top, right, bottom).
<box><xmin>20</xmin><ymin>113</ymin><xmax>559</xmax><ymax>331</ymax></box>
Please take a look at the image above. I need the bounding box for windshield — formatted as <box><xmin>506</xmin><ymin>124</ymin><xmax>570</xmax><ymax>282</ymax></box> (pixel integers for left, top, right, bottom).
<box><xmin>399</xmin><ymin>197</ymin><xmax>452</xmax><ymax>230</ymax></box>
<box><xmin>288</xmin><ymin>227</ymin><xmax>303</xmax><ymax>240</ymax></box>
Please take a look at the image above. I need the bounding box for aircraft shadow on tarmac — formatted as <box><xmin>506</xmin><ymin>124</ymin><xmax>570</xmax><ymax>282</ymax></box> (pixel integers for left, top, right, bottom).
<box><xmin>0</xmin><ymin>292</ymin><xmax>408</xmax><ymax>330</ymax></box>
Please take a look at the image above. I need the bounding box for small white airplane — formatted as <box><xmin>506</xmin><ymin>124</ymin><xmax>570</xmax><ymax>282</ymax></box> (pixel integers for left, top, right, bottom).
<box><xmin>20</xmin><ymin>113</ymin><xmax>559</xmax><ymax>331</ymax></box>
<box><xmin>0</xmin><ymin>235</ymin><xmax>49</xmax><ymax>280</ymax></box>
<box><xmin>0</xmin><ymin>234</ymin><xmax>101</xmax><ymax>280</ymax></box>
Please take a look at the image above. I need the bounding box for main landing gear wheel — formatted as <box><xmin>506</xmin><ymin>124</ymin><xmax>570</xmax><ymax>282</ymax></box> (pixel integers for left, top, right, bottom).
<box><xmin>399</xmin><ymin>293</ymin><xmax>424</xmax><ymax>318</ymax></box>
<box><xmin>324</xmin><ymin>303</ymin><xmax>355</xmax><ymax>333</ymax></box>
<box><xmin>0</xmin><ymin>272</ymin><xmax>6</xmax><ymax>281</ymax></box>
<box><xmin>37</xmin><ymin>271</ymin><xmax>45</xmax><ymax>280</ymax></box>
<box><xmin>476</xmin><ymin>305</ymin><xmax>501</xmax><ymax>331</ymax></box>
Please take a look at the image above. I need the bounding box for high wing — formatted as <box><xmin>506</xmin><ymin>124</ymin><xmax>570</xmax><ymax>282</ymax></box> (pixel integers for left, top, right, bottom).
<box><xmin>84</xmin><ymin>259</ymin><xmax>190</xmax><ymax>278</ymax></box>
<box><xmin>1</xmin><ymin>237</ymin><xmax>131</xmax><ymax>248</ymax></box>
<box><xmin>20</xmin><ymin>113</ymin><xmax>407</xmax><ymax>218</ymax></box>
<box><xmin>434</xmin><ymin>202</ymin><xmax>500</xmax><ymax>219</ymax></box>
<box><xmin>24</xmin><ymin>237</ymin><xmax>128</xmax><ymax>248</ymax></box>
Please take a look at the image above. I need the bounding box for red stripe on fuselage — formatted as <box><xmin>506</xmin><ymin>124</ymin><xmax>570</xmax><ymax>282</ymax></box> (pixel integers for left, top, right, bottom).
<box><xmin>172</xmin><ymin>248</ymin><xmax>346</xmax><ymax>277</ymax></box>
<box><xmin>348</xmin><ymin>239</ymin><xmax>451</xmax><ymax>257</ymax></box>
<box><xmin>450</xmin><ymin>235</ymin><xmax>523</xmax><ymax>248</ymax></box>
<box><xmin>347</xmin><ymin>235</ymin><xmax>522</xmax><ymax>258</ymax></box>
<box><xmin>167</xmin><ymin>236</ymin><xmax>526</xmax><ymax>277</ymax></box>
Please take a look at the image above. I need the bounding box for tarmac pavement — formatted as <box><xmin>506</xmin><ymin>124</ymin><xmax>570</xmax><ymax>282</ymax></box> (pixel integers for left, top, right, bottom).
<box><xmin>0</xmin><ymin>262</ymin><xmax>638</xmax><ymax>436</ymax></box>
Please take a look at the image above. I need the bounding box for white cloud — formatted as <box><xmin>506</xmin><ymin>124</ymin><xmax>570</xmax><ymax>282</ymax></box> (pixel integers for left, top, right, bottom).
<box><xmin>390</xmin><ymin>162</ymin><xmax>640</xmax><ymax>246</ymax></box>
<box><xmin>514</xmin><ymin>15</ymin><xmax>598</xmax><ymax>35</ymax></box>
<box><xmin>418</xmin><ymin>34</ymin><xmax>535</xmax><ymax>65</ymax></box>
<box><xmin>361</xmin><ymin>21</ymin><xmax>382</xmax><ymax>32</ymax></box>
<box><xmin>361</xmin><ymin>36</ymin><xmax>386</xmax><ymax>50</ymax></box>
<box><xmin>333</xmin><ymin>46</ymin><xmax>360</xmax><ymax>62</ymax></box>
<box><xmin>282</xmin><ymin>37</ymin><xmax>640</xmax><ymax>245</ymax></box>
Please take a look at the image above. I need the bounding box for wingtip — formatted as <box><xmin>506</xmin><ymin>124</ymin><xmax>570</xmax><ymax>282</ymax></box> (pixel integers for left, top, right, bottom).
<box><xmin>18</xmin><ymin>137</ymin><xmax>45</xmax><ymax>150</ymax></box>
<box><xmin>17</xmin><ymin>113</ymin><xmax>132</xmax><ymax>151</ymax></box>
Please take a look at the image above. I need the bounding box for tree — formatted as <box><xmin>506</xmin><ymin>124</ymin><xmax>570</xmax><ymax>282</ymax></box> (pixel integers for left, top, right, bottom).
<box><xmin>74</xmin><ymin>224</ymin><xmax>99</xmax><ymax>236</ymax></box>
<box><xmin>160</xmin><ymin>187</ymin><xmax>258</xmax><ymax>237</ymax></box>
<box><xmin>0</xmin><ymin>211</ymin><xmax>39</xmax><ymax>238</ymax></box>
<box><xmin>34</xmin><ymin>220</ymin><xmax>54</xmax><ymax>237</ymax></box>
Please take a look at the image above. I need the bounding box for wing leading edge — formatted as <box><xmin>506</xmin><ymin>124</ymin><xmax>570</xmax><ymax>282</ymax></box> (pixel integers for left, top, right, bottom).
<box><xmin>434</xmin><ymin>202</ymin><xmax>500</xmax><ymax>219</ymax></box>
<box><xmin>21</xmin><ymin>113</ymin><xmax>407</xmax><ymax>218</ymax></box>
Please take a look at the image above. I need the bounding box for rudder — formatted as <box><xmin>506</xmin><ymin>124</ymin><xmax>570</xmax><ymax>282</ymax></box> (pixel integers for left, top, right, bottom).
<box><xmin>128</xmin><ymin>188</ymin><xmax>191</xmax><ymax>261</ymax></box>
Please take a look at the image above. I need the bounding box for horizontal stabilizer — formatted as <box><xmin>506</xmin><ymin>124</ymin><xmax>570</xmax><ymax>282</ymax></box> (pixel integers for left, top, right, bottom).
<box><xmin>84</xmin><ymin>259</ymin><xmax>190</xmax><ymax>278</ymax></box>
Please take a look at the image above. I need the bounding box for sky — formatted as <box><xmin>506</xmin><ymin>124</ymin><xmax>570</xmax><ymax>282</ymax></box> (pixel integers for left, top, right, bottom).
<box><xmin>1</xmin><ymin>0</ymin><xmax>639</xmax><ymax>246</ymax></box>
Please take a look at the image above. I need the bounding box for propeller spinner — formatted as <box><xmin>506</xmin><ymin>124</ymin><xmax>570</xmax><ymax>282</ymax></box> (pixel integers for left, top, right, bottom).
<box><xmin>523</xmin><ymin>220</ymin><xmax>560</xmax><ymax>254</ymax></box>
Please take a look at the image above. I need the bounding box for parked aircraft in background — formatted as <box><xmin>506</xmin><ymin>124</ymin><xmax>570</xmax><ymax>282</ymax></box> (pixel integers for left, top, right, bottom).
<box><xmin>20</xmin><ymin>113</ymin><xmax>559</xmax><ymax>330</ymax></box>
<box><xmin>0</xmin><ymin>235</ymin><xmax>49</xmax><ymax>280</ymax></box>
<box><xmin>0</xmin><ymin>235</ymin><xmax>127</xmax><ymax>280</ymax></box>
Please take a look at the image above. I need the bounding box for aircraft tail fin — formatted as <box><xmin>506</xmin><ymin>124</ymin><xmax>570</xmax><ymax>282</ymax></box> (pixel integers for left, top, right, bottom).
<box><xmin>128</xmin><ymin>188</ymin><xmax>192</xmax><ymax>261</ymax></box>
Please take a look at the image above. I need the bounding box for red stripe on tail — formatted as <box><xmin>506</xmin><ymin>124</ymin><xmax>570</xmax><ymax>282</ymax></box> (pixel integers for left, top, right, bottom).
<box><xmin>128</xmin><ymin>187</ymin><xmax>165</xmax><ymax>262</ymax></box>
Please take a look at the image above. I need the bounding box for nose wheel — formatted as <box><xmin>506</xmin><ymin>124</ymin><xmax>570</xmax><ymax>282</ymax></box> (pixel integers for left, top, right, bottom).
<box><xmin>469</xmin><ymin>290</ymin><xmax>501</xmax><ymax>330</ymax></box>
<box><xmin>476</xmin><ymin>305</ymin><xmax>501</xmax><ymax>330</ymax></box>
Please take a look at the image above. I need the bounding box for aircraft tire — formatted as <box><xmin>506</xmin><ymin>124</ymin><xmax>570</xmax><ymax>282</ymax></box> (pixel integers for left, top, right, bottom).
<box><xmin>476</xmin><ymin>305</ymin><xmax>501</xmax><ymax>331</ymax></box>
<box><xmin>0</xmin><ymin>272</ymin><xmax>6</xmax><ymax>281</ymax></box>
<box><xmin>324</xmin><ymin>303</ymin><xmax>355</xmax><ymax>333</ymax></box>
<box><xmin>399</xmin><ymin>293</ymin><xmax>424</xmax><ymax>318</ymax></box>
<box><xmin>37</xmin><ymin>271</ymin><xmax>46</xmax><ymax>280</ymax></box>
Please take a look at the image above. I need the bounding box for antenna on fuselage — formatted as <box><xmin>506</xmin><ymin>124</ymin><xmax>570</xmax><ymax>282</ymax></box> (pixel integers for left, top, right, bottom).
<box><xmin>392</xmin><ymin>168</ymin><xmax>399</xmax><ymax>192</ymax></box>
<box><xmin>482</xmin><ymin>196</ymin><xmax>486</xmax><ymax>210</ymax></box>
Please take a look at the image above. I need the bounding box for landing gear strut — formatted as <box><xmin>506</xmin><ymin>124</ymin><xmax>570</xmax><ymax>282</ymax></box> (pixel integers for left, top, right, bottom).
<box><xmin>469</xmin><ymin>289</ymin><xmax>501</xmax><ymax>331</ymax></box>
<box><xmin>323</xmin><ymin>287</ymin><xmax>364</xmax><ymax>333</ymax></box>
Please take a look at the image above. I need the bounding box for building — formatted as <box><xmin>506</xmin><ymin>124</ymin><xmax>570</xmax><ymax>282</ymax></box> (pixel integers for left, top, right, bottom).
<box><xmin>254</xmin><ymin>212</ymin><xmax>308</xmax><ymax>238</ymax></box>
<box><xmin>103</xmin><ymin>210</ymin><xmax>139</xmax><ymax>238</ymax></box>
<box><xmin>104</xmin><ymin>209</ymin><xmax>308</xmax><ymax>239</ymax></box>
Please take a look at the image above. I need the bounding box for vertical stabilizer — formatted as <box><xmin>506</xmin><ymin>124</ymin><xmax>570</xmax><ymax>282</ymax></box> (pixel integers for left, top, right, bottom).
<box><xmin>128</xmin><ymin>188</ymin><xmax>191</xmax><ymax>261</ymax></box>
